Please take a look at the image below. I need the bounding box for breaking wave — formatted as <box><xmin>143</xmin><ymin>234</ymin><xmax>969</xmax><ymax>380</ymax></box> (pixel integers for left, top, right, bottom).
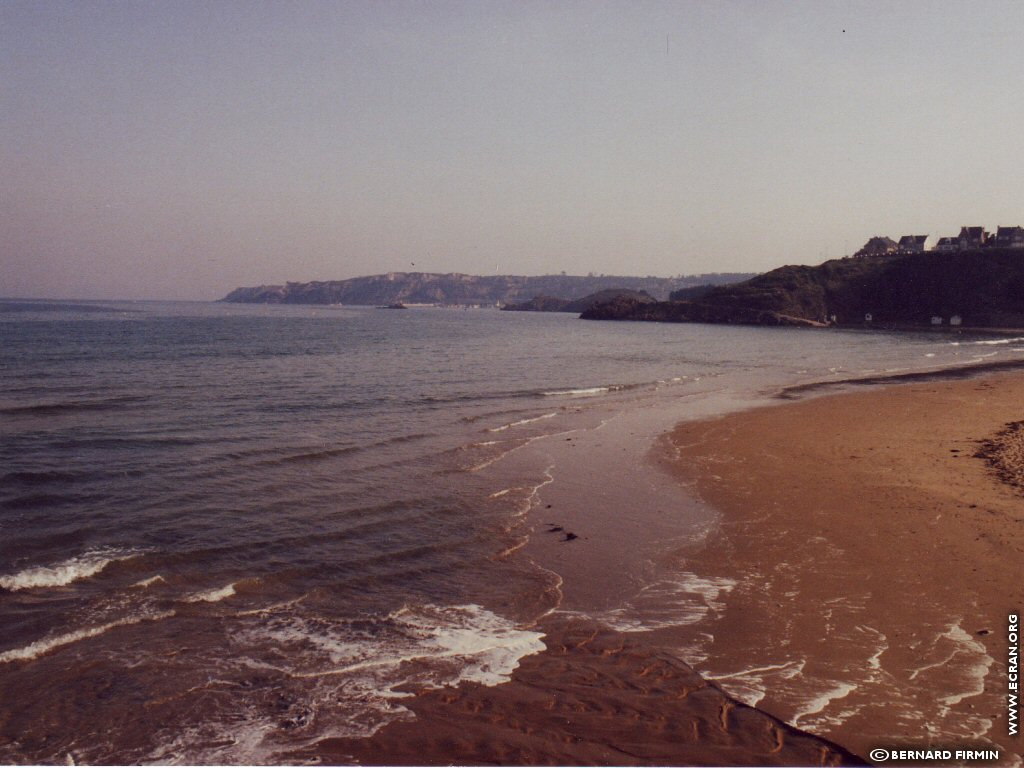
<box><xmin>0</xmin><ymin>610</ymin><xmax>175</xmax><ymax>664</ymax></box>
<box><xmin>0</xmin><ymin>549</ymin><xmax>141</xmax><ymax>592</ymax></box>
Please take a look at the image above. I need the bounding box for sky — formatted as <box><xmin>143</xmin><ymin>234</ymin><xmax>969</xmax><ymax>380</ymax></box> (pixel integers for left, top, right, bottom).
<box><xmin>3</xmin><ymin>0</ymin><xmax>1024</xmax><ymax>300</ymax></box>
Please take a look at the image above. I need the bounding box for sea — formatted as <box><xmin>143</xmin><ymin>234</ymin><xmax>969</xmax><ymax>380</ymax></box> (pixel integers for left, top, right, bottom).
<box><xmin>2</xmin><ymin>299</ymin><xmax>1022</xmax><ymax>764</ymax></box>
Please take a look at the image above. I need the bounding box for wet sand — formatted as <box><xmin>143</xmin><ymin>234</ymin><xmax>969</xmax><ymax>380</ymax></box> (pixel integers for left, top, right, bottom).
<box><xmin>668</xmin><ymin>371</ymin><xmax>1024</xmax><ymax>762</ymax></box>
<box><xmin>320</xmin><ymin>369</ymin><xmax>1024</xmax><ymax>766</ymax></box>
<box><xmin>315</xmin><ymin>398</ymin><xmax>866</xmax><ymax>766</ymax></box>
<box><xmin>319</xmin><ymin>617</ymin><xmax>862</xmax><ymax>766</ymax></box>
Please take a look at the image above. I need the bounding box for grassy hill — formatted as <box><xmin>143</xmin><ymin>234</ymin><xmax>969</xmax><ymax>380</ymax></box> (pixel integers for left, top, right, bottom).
<box><xmin>586</xmin><ymin>249</ymin><xmax>1024</xmax><ymax>328</ymax></box>
<box><xmin>696</xmin><ymin>249</ymin><xmax>1024</xmax><ymax>327</ymax></box>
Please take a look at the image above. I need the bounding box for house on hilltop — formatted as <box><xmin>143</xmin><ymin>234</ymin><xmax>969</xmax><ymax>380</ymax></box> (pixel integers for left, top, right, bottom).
<box><xmin>934</xmin><ymin>236</ymin><xmax>958</xmax><ymax>252</ymax></box>
<box><xmin>995</xmin><ymin>226</ymin><xmax>1024</xmax><ymax>248</ymax></box>
<box><xmin>853</xmin><ymin>236</ymin><xmax>899</xmax><ymax>258</ymax></box>
<box><xmin>958</xmin><ymin>226</ymin><xmax>989</xmax><ymax>249</ymax></box>
<box><xmin>897</xmin><ymin>235</ymin><xmax>930</xmax><ymax>253</ymax></box>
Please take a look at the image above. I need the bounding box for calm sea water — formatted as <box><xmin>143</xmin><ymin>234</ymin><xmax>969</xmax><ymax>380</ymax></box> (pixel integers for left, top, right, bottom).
<box><xmin>2</xmin><ymin>300</ymin><xmax>1021</xmax><ymax>763</ymax></box>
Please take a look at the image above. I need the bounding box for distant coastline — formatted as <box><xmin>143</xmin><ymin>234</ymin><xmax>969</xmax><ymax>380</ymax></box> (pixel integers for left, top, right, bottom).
<box><xmin>219</xmin><ymin>271</ymin><xmax>755</xmax><ymax>307</ymax></box>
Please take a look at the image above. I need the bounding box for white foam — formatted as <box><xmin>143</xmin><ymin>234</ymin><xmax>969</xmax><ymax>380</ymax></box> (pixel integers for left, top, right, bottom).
<box><xmin>487</xmin><ymin>412</ymin><xmax>557</xmax><ymax>432</ymax></box>
<box><xmin>704</xmin><ymin>659</ymin><xmax>806</xmax><ymax>709</ymax></box>
<box><xmin>0</xmin><ymin>610</ymin><xmax>175</xmax><ymax>664</ymax></box>
<box><xmin>185</xmin><ymin>582</ymin><xmax>237</xmax><ymax>603</ymax></box>
<box><xmin>597</xmin><ymin>572</ymin><xmax>737</xmax><ymax>633</ymax></box>
<box><xmin>132</xmin><ymin>575</ymin><xmax>165</xmax><ymax>588</ymax></box>
<box><xmin>238</xmin><ymin>602</ymin><xmax>543</xmax><ymax>692</ymax></box>
<box><xmin>859</xmin><ymin>625</ymin><xmax>888</xmax><ymax>671</ymax></box>
<box><xmin>392</xmin><ymin>604</ymin><xmax>546</xmax><ymax>687</ymax></box>
<box><xmin>936</xmin><ymin>624</ymin><xmax>993</xmax><ymax>710</ymax></box>
<box><xmin>900</xmin><ymin>620</ymin><xmax>996</xmax><ymax>740</ymax></box>
<box><xmin>542</xmin><ymin>387</ymin><xmax>608</xmax><ymax>397</ymax></box>
<box><xmin>968</xmin><ymin>336</ymin><xmax>1024</xmax><ymax>346</ymax></box>
<box><xmin>0</xmin><ymin>548</ymin><xmax>139</xmax><ymax>591</ymax></box>
<box><xmin>192</xmin><ymin>602</ymin><xmax>547</xmax><ymax>759</ymax></box>
<box><xmin>791</xmin><ymin>681</ymin><xmax>857</xmax><ymax>728</ymax></box>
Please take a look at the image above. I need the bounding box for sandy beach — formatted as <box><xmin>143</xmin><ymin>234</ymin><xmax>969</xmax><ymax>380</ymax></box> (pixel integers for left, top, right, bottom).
<box><xmin>315</xmin><ymin>369</ymin><xmax>1024</xmax><ymax>766</ymax></box>
<box><xmin>320</xmin><ymin>615</ymin><xmax>863</xmax><ymax>766</ymax></box>
<box><xmin>668</xmin><ymin>371</ymin><xmax>1024</xmax><ymax>762</ymax></box>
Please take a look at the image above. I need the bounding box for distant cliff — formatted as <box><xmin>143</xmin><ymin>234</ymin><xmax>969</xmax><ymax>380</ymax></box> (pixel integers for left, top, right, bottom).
<box><xmin>582</xmin><ymin>250</ymin><xmax>1024</xmax><ymax>329</ymax></box>
<box><xmin>220</xmin><ymin>272</ymin><xmax>756</xmax><ymax>306</ymax></box>
<box><xmin>581</xmin><ymin>296</ymin><xmax>823</xmax><ymax>327</ymax></box>
<box><xmin>502</xmin><ymin>288</ymin><xmax>657</xmax><ymax>313</ymax></box>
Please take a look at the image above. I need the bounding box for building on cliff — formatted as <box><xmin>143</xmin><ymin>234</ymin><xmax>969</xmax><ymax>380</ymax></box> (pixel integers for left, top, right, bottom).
<box><xmin>853</xmin><ymin>236</ymin><xmax>899</xmax><ymax>258</ymax></box>
<box><xmin>897</xmin><ymin>235</ymin><xmax>930</xmax><ymax>253</ymax></box>
<box><xmin>995</xmin><ymin>226</ymin><xmax>1024</xmax><ymax>248</ymax></box>
<box><xmin>958</xmin><ymin>226</ymin><xmax>989</xmax><ymax>249</ymax></box>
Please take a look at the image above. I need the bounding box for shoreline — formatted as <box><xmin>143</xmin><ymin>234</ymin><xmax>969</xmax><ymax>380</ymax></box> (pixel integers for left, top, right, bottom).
<box><xmin>776</xmin><ymin>354</ymin><xmax>1024</xmax><ymax>400</ymax></box>
<box><xmin>319</xmin><ymin>615</ymin><xmax>865</xmax><ymax>766</ymax></box>
<box><xmin>316</xmin><ymin>384</ymin><xmax>873</xmax><ymax>765</ymax></box>
<box><xmin>319</xmin><ymin>361</ymin><xmax>1024</xmax><ymax>766</ymax></box>
<box><xmin>668</xmin><ymin>370</ymin><xmax>1024</xmax><ymax>762</ymax></box>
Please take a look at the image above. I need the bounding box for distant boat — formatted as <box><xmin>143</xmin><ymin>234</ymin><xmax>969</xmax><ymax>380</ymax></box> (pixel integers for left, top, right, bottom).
<box><xmin>376</xmin><ymin>302</ymin><xmax>407</xmax><ymax>309</ymax></box>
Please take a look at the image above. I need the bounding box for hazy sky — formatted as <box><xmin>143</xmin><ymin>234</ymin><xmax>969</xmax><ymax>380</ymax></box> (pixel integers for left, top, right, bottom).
<box><xmin>3</xmin><ymin>0</ymin><xmax>1024</xmax><ymax>300</ymax></box>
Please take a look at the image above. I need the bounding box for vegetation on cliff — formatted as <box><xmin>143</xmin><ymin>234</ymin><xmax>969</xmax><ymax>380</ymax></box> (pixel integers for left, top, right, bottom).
<box><xmin>501</xmin><ymin>288</ymin><xmax>656</xmax><ymax>313</ymax></box>
<box><xmin>583</xmin><ymin>249</ymin><xmax>1024</xmax><ymax>328</ymax></box>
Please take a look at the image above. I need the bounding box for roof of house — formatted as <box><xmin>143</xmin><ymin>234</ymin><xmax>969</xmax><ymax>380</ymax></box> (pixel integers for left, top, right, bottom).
<box><xmin>898</xmin><ymin>235</ymin><xmax>929</xmax><ymax>245</ymax></box>
<box><xmin>959</xmin><ymin>226</ymin><xmax>986</xmax><ymax>239</ymax></box>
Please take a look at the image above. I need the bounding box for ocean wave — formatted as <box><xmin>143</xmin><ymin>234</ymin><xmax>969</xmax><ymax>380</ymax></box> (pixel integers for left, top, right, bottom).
<box><xmin>0</xmin><ymin>610</ymin><xmax>175</xmax><ymax>664</ymax></box>
<box><xmin>132</xmin><ymin>575</ymin><xmax>165</xmax><ymax>588</ymax></box>
<box><xmin>248</xmin><ymin>433</ymin><xmax>433</xmax><ymax>468</ymax></box>
<box><xmin>0</xmin><ymin>394</ymin><xmax>148</xmax><ymax>417</ymax></box>
<box><xmin>542</xmin><ymin>387</ymin><xmax>609</xmax><ymax>397</ymax></box>
<box><xmin>0</xmin><ymin>549</ymin><xmax>141</xmax><ymax>592</ymax></box>
<box><xmin>239</xmin><ymin>602</ymin><xmax>544</xmax><ymax>692</ymax></box>
<box><xmin>595</xmin><ymin>572</ymin><xmax>737</xmax><ymax>633</ymax></box>
<box><xmin>950</xmin><ymin>336</ymin><xmax>1024</xmax><ymax>346</ymax></box>
<box><xmin>1</xmin><ymin>469</ymin><xmax>86</xmax><ymax>486</ymax></box>
<box><xmin>184</xmin><ymin>583</ymin><xmax>237</xmax><ymax>603</ymax></box>
<box><xmin>540</xmin><ymin>383</ymin><xmax>640</xmax><ymax>397</ymax></box>
<box><xmin>487</xmin><ymin>412</ymin><xmax>557</xmax><ymax>432</ymax></box>
<box><xmin>151</xmin><ymin>602</ymin><xmax>549</xmax><ymax>761</ymax></box>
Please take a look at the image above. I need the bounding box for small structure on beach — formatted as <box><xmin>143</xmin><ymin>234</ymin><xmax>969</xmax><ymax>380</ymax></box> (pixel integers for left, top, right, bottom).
<box><xmin>931</xmin><ymin>315</ymin><xmax>943</xmax><ymax>325</ymax></box>
<box><xmin>950</xmin><ymin>315</ymin><xmax>963</xmax><ymax>326</ymax></box>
